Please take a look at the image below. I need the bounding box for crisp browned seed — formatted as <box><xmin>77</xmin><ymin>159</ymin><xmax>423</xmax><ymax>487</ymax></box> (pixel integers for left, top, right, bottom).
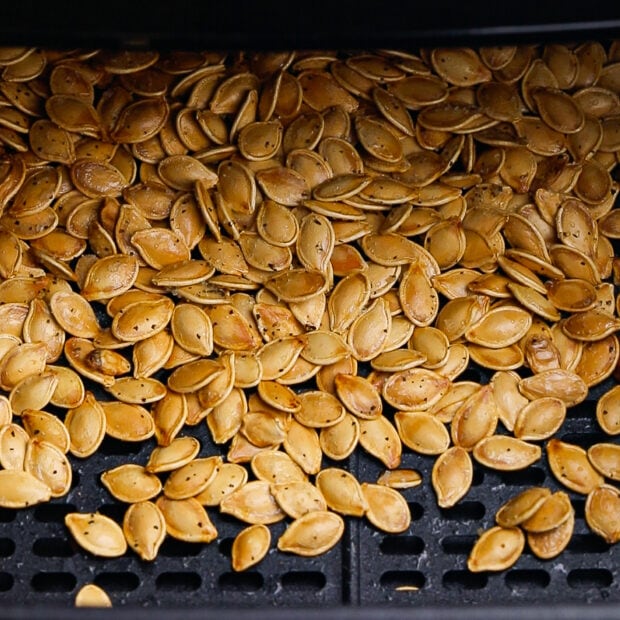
<box><xmin>587</xmin><ymin>443</ymin><xmax>620</xmax><ymax>481</ymax></box>
<box><xmin>362</xmin><ymin>483</ymin><xmax>411</xmax><ymax>533</ymax></box>
<box><xmin>464</xmin><ymin>306</ymin><xmax>532</xmax><ymax>349</ymax></box>
<box><xmin>496</xmin><ymin>487</ymin><xmax>552</xmax><ymax>528</ymax></box>
<box><xmin>101</xmin><ymin>464</ymin><xmax>162</xmax><ymax>503</ymax></box>
<box><xmin>597</xmin><ymin>385</ymin><xmax>620</xmax><ymax>435</ymax></box>
<box><xmin>65</xmin><ymin>512</ymin><xmax>127</xmax><ymax>557</ymax></box>
<box><xmin>75</xmin><ymin>583</ymin><xmax>112</xmax><ymax>608</ymax></box>
<box><xmin>231</xmin><ymin>524</ymin><xmax>271</xmax><ymax>571</ymax></box>
<box><xmin>528</xmin><ymin>508</ymin><xmax>574</xmax><ymax>560</ymax></box>
<box><xmin>383</xmin><ymin>367</ymin><xmax>450</xmax><ymax>411</ymax></box>
<box><xmin>472</xmin><ymin>436</ymin><xmax>541</xmax><ymax>471</ymax></box>
<box><xmin>514</xmin><ymin>397</ymin><xmax>566</xmax><ymax>441</ymax></box>
<box><xmin>106</xmin><ymin>377</ymin><xmax>166</xmax><ymax>404</ymax></box>
<box><xmin>358</xmin><ymin>415</ymin><xmax>401</xmax><ymax>469</ymax></box>
<box><xmin>23</xmin><ymin>438</ymin><xmax>71</xmax><ymax>497</ymax></box>
<box><xmin>64</xmin><ymin>392</ymin><xmax>106</xmax><ymax>458</ymax></box>
<box><xmin>146</xmin><ymin>436</ymin><xmax>200</xmax><ymax>473</ymax></box>
<box><xmin>220</xmin><ymin>479</ymin><xmax>286</xmax><ymax>524</ymax></box>
<box><xmin>277</xmin><ymin>510</ymin><xmax>344</xmax><ymax>557</ymax></box>
<box><xmin>0</xmin><ymin>342</ymin><xmax>48</xmax><ymax>391</ymax></box>
<box><xmin>163</xmin><ymin>456</ymin><xmax>221</xmax><ymax>500</ymax></box>
<box><xmin>376</xmin><ymin>468</ymin><xmax>422</xmax><ymax>490</ymax></box>
<box><xmin>122</xmin><ymin>500</ymin><xmax>166</xmax><ymax>562</ymax></box>
<box><xmin>10</xmin><ymin>372</ymin><xmax>58</xmax><ymax>417</ymax></box>
<box><xmin>319</xmin><ymin>412</ymin><xmax>360</xmax><ymax>461</ymax></box>
<box><xmin>20</xmin><ymin>407</ymin><xmax>68</xmax><ymax>452</ymax></box>
<box><xmin>101</xmin><ymin>401</ymin><xmax>154</xmax><ymax>442</ymax></box>
<box><xmin>522</xmin><ymin>491</ymin><xmax>573</xmax><ymax>533</ymax></box>
<box><xmin>394</xmin><ymin>410</ymin><xmax>450</xmax><ymax>456</ymax></box>
<box><xmin>585</xmin><ymin>485</ymin><xmax>620</xmax><ymax>544</ymax></box>
<box><xmin>518</xmin><ymin>369</ymin><xmax>588</xmax><ymax>407</ymax></box>
<box><xmin>451</xmin><ymin>384</ymin><xmax>498</xmax><ymax>450</ymax></box>
<box><xmin>271</xmin><ymin>480</ymin><xmax>327</xmax><ymax>519</ymax></box>
<box><xmin>315</xmin><ymin>467</ymin><xmax>367</xmax><ymax>517</ymax></box>
<box><xmin>467</xmin><ymin>526</ymin><xmax>525</xmax><ymax>572</ymax></box>
<box><xmin>0</xmin><ymin>468</ymin><xmax>51</xmax><ymax>508</ymax></box>
<box><xmin>431</xmin><ymin>446</ymin><xmax>473</xmax><ymax>508</ymax></box>
<box><xmin>195</xmin><ymin>462</ymin><xmax>248</xmax><ymax>507</ymax></box>
<box><xmin>155</xmin><ymin>496</ymin><xmax>218</xmax><ymax>543</ymax></box>
<box><xmin>547</xmin><ymin>438</ymin><xmax>604</xmax><ymax>494</ymax></box>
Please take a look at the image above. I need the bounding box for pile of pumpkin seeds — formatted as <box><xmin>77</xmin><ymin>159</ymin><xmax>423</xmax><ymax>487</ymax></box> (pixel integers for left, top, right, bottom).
<box><xmin>0</xmin><ymin>43</ymin><xmax>618</xmax><ymax>600</ymax></box>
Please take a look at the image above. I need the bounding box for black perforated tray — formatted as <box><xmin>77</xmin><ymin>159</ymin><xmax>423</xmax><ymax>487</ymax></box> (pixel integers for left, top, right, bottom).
<box><xmin>1</xmin><ymin>4</ymin><xmax>620</xmax><ymax>618</ymax></box>
<box><xmin>0</xmin><ymin>363</ymin><xmax>618</xmax><ymax>618</ymax></box>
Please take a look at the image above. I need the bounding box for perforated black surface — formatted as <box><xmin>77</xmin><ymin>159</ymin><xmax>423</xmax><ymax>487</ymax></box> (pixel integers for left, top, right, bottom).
<box><xmin>0</xmin><ymin>363</ymin><xmax>618</xmax><ymax>612</ymax></box>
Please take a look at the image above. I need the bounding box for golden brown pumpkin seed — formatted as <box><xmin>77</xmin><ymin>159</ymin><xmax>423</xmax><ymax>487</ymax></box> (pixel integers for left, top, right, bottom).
<box><xmin>395</xmin><ymin>410</ymin><xmax>450</xmax><ymax>456</ymax></box>
<box><xmin>101</xmin><ymin>464</ymin><xmax>162</xmax><ymax>503</ymax></box>
<box><xmin>315</xmin><ymin>467</ymin><xmax>367</xmax><ymax>517</ymax></box>
<box><xmin>513</xmin><ymin>397</ymin><xmax>566</xmax><ymax>441</ymax></box>
<box><xmin>547</xmin><ymin>438</ymin><xmax>604</xmax><ymax>494</ymax></box>
<box><xmin>277</xmin><ymin>510</ymin><xmax>344</xmax><ymax>557</ymax></box>
<box><xmin>528</xmin><ymin>508</ymin><xmax>575</xmax><ymax>560</ymax></box>
<box><xmin>467</xmin><ymin>526</ymin><xmax>525</xmax><ymax>572</ymax></box>
<box><xmin>431</xmin><ymin>446</ymin><xmax>473</xmax><ymax>508</ymax></box>
<box><xmin>220</xmin><ymin>479</ymin><xmax>285</xmax><ymax>524</ymax></box>
<box><xmin>472</xmin><ymin>436</ymin><xmax>541</xmax><ymax>471</ymax></box>
<box><xmin>585</xmin><ymin>485</ymin><xmax>620</xmax><ymax>544</ymax></box>
<box><xmin>271</xmin><ymin>481</ymin><xmax>327</xmax><ymax>520</ymax></box>
<box><xmin>495</xmin><ymin>487</ymin><xmax>552</xmax><ymax>528</ymax></box>
<box><xmin>101</xmin><ymin>401</ymin><xmax>154</xmax><ymax>442</ymax></box>
<box><xmin>163</xmin><ymin>456</ymin><xmax>221</xmax><ymax>500</ymax></box>
<box><xmin>231</xmin><ymin>524</ymin><xmax>271</xmax><ymax>571</ymax></box>
<box><xmin>65</xmin><ymin>512</ymin><xmax>127</xmax><ymax>557</ymax></box>
<box><xmin>123</xmin><ymin>500</ymin><xmax>166</xmax><ymax>561</ymax></box>
<box><xmin>587</xmin><ymin>443</ymin><xmax>620</xmax><ymax>481</ymax></box>
<box><xmin>74</xmin><ymin>584</ymin><xmax>112</xmax><ymax>608</ymax></box>
<box><xmin>597</xmin><ymin>385</ymin><xmax>620</xmax><ymax>435</ymax></box>
<box><xmin>362</xmin><ymin>482</ymin><xmax>410</xmax><ymax>533</ymax></box>
<box><xmin>156</xmin><ymin>496</ymin><xmax>218</xmax><ymax>543</ymax></box>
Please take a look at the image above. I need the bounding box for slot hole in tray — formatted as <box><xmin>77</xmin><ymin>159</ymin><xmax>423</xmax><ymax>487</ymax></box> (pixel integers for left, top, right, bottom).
<box><xmin>95</xmin><ymin>572</ymin><xmax>140</xmax><ymax>592</ymax></box>
<box><xmin>33</xmin><ymin>503</ymin><xmax>76</xmax><ymax>523</ymax></box>
<box><xmin>218</xmin><ymin>572</ymin><xmax>264</xmax><ymax>592</ymax></box>
<box><xmin>380</xmin><ymin>535</ymin><xmax>424</xmax><ymax>555</ymax></box>
<box><xmin>567</xmin><ymin>534</ymin><xmax>611</xmax><ymax>554</ymax></box>
<box><xmin>567</xmin><ymin>569</ymin><xmax>613</xmax><ymax>589</ymax></box>
<box><xmin>441</xmin><ymin>535</ymin><xmax>476</xmax><ymax>555</ymax></box>
<box><xmin>380</xmin><ymin>570</ymin><xmax>425</xmax><ymax>590</ymax></box>
<box><xmin>0</xmin><ymin>538</ymin><xmax>14</xmax><ymax>557</ymax></box>
<box><xmin>443</xmin><ymin>570</ymin><xmax>487</xmax><ymax>590</ymax></box>
<box><xmin>0</xmin><ymin>573</ymin><xmax>13</xmax><ymax>592</ymax></box>
<box><xmin>280</xmin><ymin>571</ymin><xmax>326</xmax><ymax>591</ymax></box>
<box><xmin>495</xmin><ymin>467</ymin><xmax>546</xmax><ymax>486</ymax></box>
<box><xmin>439</xmin><ymin>501</ymin><xmax>485</xmax><ymax>520</ymax></box>
<box><xmin>156</xmin><ymin>572</ymin><xmax>201</xmax><ymax>591</ymax></box>
<box><xmin>505</xmin><ymin>569</ymin><xmax>550</xmax><ymax>590</ymax></box>
<box><xmin>31</xmin><ymin>572</ymin><xmax>76</xmax><ymax>593</ymax></box>
<box><xmin>32</xmin><ymin>537</ymin><xmax>73</xmax><ymax>558</ymax></box>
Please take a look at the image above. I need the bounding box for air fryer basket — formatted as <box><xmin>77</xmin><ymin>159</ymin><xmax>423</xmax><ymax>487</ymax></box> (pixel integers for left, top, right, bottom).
<box><xmin>0</xmin><ymin>3</ymin><xmax>620</xmax><ymax>618</ymax></box>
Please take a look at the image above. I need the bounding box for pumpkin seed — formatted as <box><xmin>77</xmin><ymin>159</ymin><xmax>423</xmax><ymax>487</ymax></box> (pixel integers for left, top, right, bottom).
<box><xmin>75</xmin><ymin>584</ymin><xmax>112</xmax><ymax>608</ymax></box>
<box><xmin>467</xmin><ymin>526</ymin><xmax>525</xmax><ymax>572</ymax></box>
<box><xmin>277</xmin><ymin>510</ymin><xmax>344</xmax><ymax>557</ymax></box>
<box><xmin>432</xmin><ymin>446</ymin><xmax>473</xmax><ymax>508</ymax></box>
<box><xmin>231</xmin><ymin>524</ymin><xmax>271</xmax><ymax>571</ymax></box>
<box><xmin>123</xmin><ymin>500</ymin><xmax>166</xmax><ymax>561</ymax></box>
<box><xmin>155</xmin><ymin>496</ymin><xmax>218</xmax><ymax>543</ymax></box>
<box><xmin>495</xmin><ymin>487</ymin><xmax>552</xmax><ymax>528</ymax></box>
<box><xmin>547</xmin><ymin>438</ymin><xmax>604</xmax><ymax>494</ymax></box>
<box><xmin>65</xmin><ymin>512</ymin><xmax>127</xmax><ymax>557</ymax></box>
<box><xmin>585</xmin><ymin>485</ymin><xmax>620</xmax><ymax>544</ymax></box>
